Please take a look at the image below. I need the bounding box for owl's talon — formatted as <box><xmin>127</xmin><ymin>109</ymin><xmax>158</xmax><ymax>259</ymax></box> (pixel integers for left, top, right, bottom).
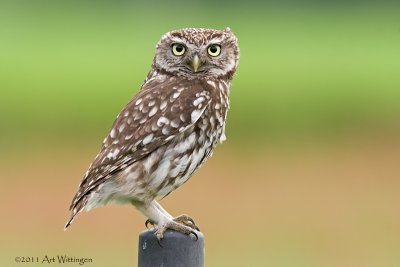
<box><xmin>145</xmin><ymin>219</ymin><xmax>155</xmax><ymax>229</ymax></box>
<box><xmin>154</xmin><ymin>220</ymin><xmax>199</xmax><ymax>241</ymax></box>
<box><xmin>173</xmin><ymin>214</ymin><xmax>200</xmax><ymax>231</ymax></box>
<box><xmin>190</xmin><ymin>230</ymin><xmax>198</xmax><ymax>241</ymax></box>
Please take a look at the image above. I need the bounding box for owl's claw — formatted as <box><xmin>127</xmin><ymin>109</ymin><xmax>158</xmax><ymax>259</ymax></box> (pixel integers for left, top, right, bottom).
<box><xmin>155</xmin><ymin>220</ymin><xmax>199</xmax><ymax>242</ymax></box>
<box><xmin>173</xmin><ymin>214</ymin><xmax>200</xmax><ymax>231</ymax></box>
<box><xmin>190</xmin><ymin>230</ymin><xmax>198</xmax><ymax>240</ymax></box>
<box><xmin>145</xmin><ymin>219</ymin><xmax>155</xmax><ymax>229</ymax></box>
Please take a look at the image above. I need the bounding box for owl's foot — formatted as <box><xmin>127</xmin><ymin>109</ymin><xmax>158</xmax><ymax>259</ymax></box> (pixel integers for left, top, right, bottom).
<box><xmin>155</xmin><ymin>220</ymin><xmax>198</xmax><ymax>241</ymax></box>
<box><xmin>173</xmin><ymin>214</ymin><xmax>200</xmax><ymax>231</ymax></box>
<box><xmin>144</xmin><ymin>218</ymin><xmax>198</xmax><ymax>241</ymax></box>
<box><xmin>145</xmin><ymin>215</ymin><xmax>200</xmax><ymax>231</ymax></box>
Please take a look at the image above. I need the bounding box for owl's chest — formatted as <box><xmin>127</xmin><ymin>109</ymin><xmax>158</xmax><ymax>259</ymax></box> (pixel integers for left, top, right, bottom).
<box><xmin>152</xmin><ymin>80</ymin><xmax>231</xmax><ymax>198</ymax></box>
<box><xmin>197</xmin><ymin>79</ymin><xmax>230</xmax><ymax>144</ymax></box>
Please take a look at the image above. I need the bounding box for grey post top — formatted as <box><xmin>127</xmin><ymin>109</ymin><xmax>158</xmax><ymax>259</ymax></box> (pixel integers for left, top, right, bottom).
<box><xmin>138</xmin><ymin>229</ymin><xmax>204</xmax><ymax>267</ymax></box>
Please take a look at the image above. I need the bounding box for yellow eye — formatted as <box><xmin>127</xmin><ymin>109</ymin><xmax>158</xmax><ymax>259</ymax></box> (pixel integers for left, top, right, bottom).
<box><xmin>171</xmin><ymin>43</ymin><xmax>186</xmax><ymax>56</ymax></box>
<box><xmin>207</xmin><ymin>44</ymin><xmax>221</xmax><ymax>57</ymax></box>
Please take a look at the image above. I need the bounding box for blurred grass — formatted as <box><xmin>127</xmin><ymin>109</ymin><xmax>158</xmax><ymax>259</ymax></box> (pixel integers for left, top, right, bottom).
<box><xmin>1</xmin><ymin>1</ymin><xmax>400</xmax><ymax>149</ymax></box>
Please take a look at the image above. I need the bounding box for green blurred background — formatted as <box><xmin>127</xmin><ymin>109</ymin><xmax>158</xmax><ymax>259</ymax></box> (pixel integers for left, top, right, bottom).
<box><xmin>1</xmin><ymin>0</ymin><xmax>400</xmax><ymax>266</ymax></box>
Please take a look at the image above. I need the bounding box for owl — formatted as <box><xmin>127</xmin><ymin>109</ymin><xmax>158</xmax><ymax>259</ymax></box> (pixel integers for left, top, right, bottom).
<box><xmin>65</xmin><ymin>27</ymin><xmax>239</xmax><ymax>240</ymax></box>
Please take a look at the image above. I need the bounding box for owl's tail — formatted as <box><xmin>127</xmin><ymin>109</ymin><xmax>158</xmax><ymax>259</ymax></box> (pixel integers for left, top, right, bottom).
<box><xmin>64</xmin><ymin>197</ymin><xmax>88</xmax><ymax>230</ymax></box>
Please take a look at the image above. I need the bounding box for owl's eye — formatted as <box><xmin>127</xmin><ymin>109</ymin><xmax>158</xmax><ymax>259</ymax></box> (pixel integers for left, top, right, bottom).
<box><xmin>171</xmin><ymin>43</ymin><xmax>186</xmax><ymax>56</ymax></box>
<box><xmin>207</xmin><ymin>44</ymin><xmax>221</xmax><ymax>57</ymax></box>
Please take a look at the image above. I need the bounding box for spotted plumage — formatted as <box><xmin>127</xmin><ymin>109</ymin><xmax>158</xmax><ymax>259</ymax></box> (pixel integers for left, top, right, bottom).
<box><xmin>66</xmin><ymin>28</ymin><xmax>239</xmax><ymax>239</ymax></box>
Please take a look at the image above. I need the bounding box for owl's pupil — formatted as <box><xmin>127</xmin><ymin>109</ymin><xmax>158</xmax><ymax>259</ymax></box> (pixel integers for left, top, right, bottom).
<box><xmin>176</xmin><ymin>45</ymin><xmax>183</xmax><ymax>52</ymax></box>
<box><xmin>210</xmin><ymin>46</ymin><xmax>218</xmax><ymax>53</ymax></box>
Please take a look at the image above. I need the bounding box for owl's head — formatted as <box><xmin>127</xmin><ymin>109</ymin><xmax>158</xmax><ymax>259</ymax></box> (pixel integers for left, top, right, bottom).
<box><xmin>153</xmin><ymin>28</ymin><xmax>239</xmax><ymax>79</ymax></box>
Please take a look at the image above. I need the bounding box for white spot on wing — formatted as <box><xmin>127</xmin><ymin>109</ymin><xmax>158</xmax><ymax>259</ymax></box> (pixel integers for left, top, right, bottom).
<box><xmin>180</xmin><ymin>114</ymin><xmax>186</xmax><ymax>122</ymax></box>
<box><xmin>191</xmin><ymin>109</ymin><xmax>203</xmax><ymax>123</ymax></box>
<box><xmin>142</xmin><ymin>133</ymin><xmax>154</xmax><ymax>145</ymax></box>
<box><xmin>118</xmin><ymin>123</ymin><xmax>126</xmax><ymax>133</ymax></box>
<box><xmin>148</xmin><ymin>106</ymin><xmax>158</xmax><ymax>117</ymax></box>
<box><xmin>170</xmin><ymin>119</ymin><xmax>179</xmax><ymax>128</ymax></box>
<box><xmin>107</xmin><ymin>148</ymin><xmax>120</xmax><ymax>160</ymax></box>
<box><xmin>162</xmin><ymin>127</ymin><xmax>169</xmax><ymax>135</ymax></box>
<box><xmin>110</xmin><ymin>129</ymin><xmax>116</xmax><ymax>138</ymax></box>
<box><xmin>160</xmin><ymin>100</ymin><xmax>167</xmax><ymax>110</ymax></box>
<box><xmin>157</xmin><ymin>116</ymin><xmax>169</xmax><ymax>127</ymax></box>
<box><xmin>172</xmin><ymin>91</ymin><xmax>181</xmax><ymax>99</ymax></box>
<box><xmin>193</xmin><ymin>97</ymin><xmax>205</xmax><ymax>106</ymax></box>
<box><xmin>135</xmin><ymin>98</ymin><xmax>142</xmax><ymax>105</ymax></box>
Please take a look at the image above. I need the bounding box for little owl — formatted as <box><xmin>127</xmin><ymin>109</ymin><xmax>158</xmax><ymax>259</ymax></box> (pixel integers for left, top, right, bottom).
<box><xmin>65</xmin><ymin>27</ymin><xmax>240</xmax><ymax>240</ymax></box>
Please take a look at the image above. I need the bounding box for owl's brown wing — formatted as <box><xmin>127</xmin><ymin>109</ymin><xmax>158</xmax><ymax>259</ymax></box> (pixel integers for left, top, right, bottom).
<box><xmin>68</xmin><ymin>77</ymin><xmax>212</xmax><ymax>214</ymax></box>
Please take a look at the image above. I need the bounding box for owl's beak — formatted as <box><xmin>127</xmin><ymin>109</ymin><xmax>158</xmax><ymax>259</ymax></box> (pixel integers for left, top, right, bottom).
<box><xmin>191</xmin><ymin>54</ymin><xmax>201</xmax><ymax>72</ymax></box>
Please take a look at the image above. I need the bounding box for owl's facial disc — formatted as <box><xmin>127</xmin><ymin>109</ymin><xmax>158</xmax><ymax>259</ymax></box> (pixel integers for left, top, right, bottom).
<box><xmin>154</xmin><ymin>28</ymin><xmax>239</xmax><ymax>79</ymax></box>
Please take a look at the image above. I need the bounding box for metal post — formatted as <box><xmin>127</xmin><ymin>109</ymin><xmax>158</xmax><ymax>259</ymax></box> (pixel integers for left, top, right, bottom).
<box><xmin>138</xmin><ymin>229</ymin><xmax>204</xmax><ymax>267</ymax></box>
